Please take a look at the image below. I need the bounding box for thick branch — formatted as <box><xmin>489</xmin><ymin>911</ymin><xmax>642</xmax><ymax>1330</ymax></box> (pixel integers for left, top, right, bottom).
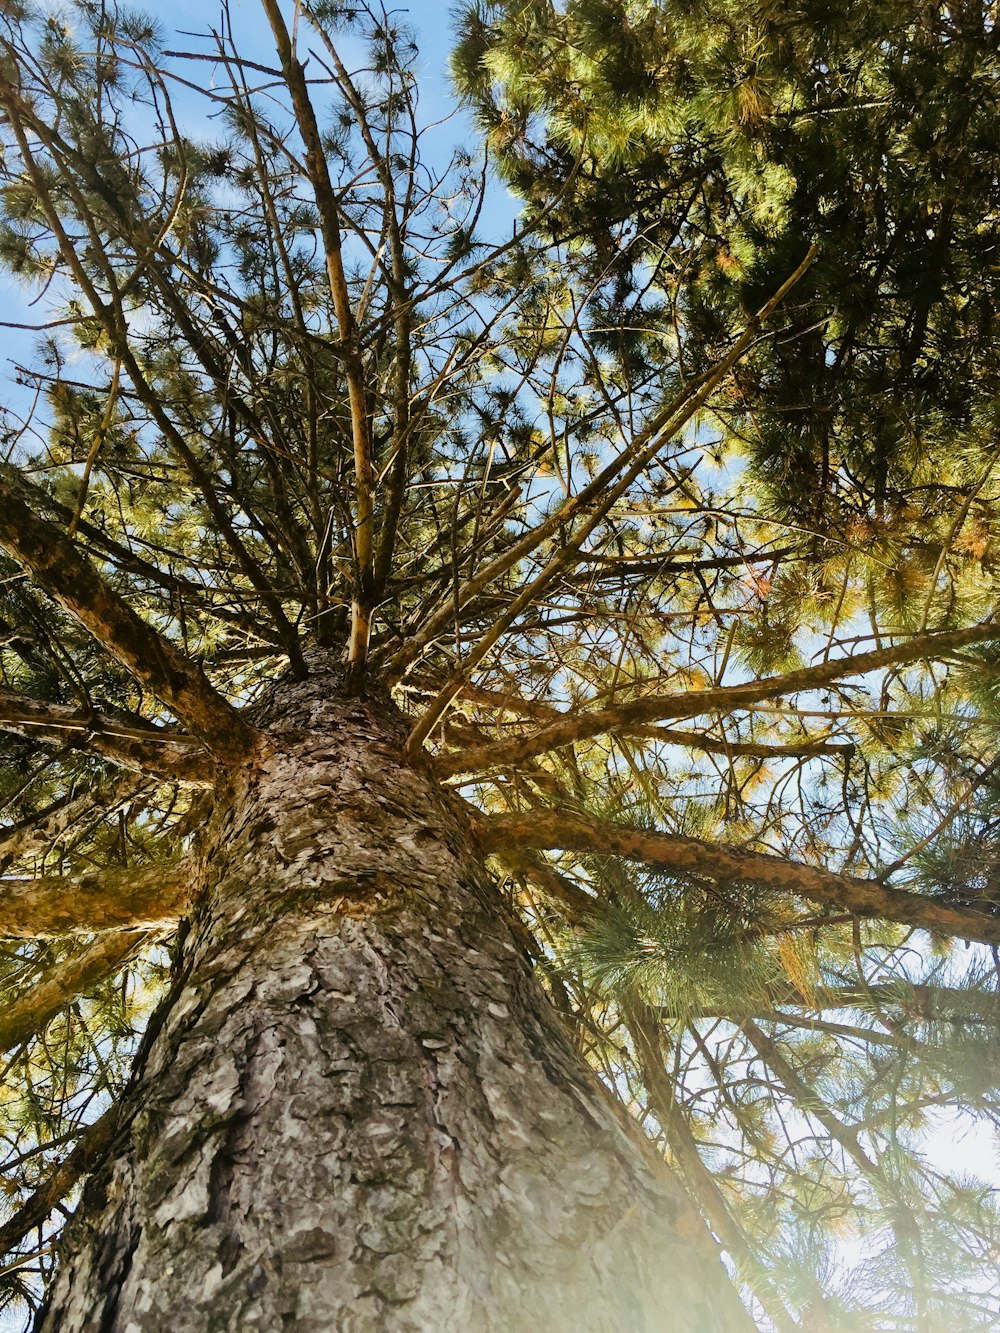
<box><xmin>503</xmin><ymin>851</ymin><xmax>601</xmax><ymax>921</ymax></box>
<box><xmin>0</xmin><ymin>1109</ymin><xmax>117</xmax><ymax>1259</ymax></box>
<box><xmin>444</xmin><ymin>623</ymin><xmax>1000</xmax><ymax>775</ymax></box>
<box><xmin>0</xmin><ymin>862</ymin><xmax>190</xmax><ymax>938</ymax></box>
<box><xmin>0</xmin><ymin>688</ymin><xmax>217</xmax><ymax>787</ymax></box>
<box><xmin>0</xmin><ymin>481</ymin><xmax>258</xmax><ymax>764</ymax></box>
<box><xmin>416</xmin><ymin>682</ymin><xmax>850</xmax><ymax>761</ymax></box>
<box><xmin>476</xmin><ymin>810</ymin><xmax>1000</xmax><ymax>946</ymax></box>
<box><xmin>4</xmin><ymin>469</ymin><xmax>289</xmax><ymax>650</ymax></box>
<box><xmin>0</xmin><ymin>932</ymin><xmax>155</xmax><ymax>1055</ymax></box>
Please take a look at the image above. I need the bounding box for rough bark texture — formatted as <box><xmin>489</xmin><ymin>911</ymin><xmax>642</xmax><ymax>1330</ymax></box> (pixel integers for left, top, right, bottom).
<box><xmin>37</xmin><ymin>675</ymin><xmax>751</xmax><ymax>1332</ymax></box>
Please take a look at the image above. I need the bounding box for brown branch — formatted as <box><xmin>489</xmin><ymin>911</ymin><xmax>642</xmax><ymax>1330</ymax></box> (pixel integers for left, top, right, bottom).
<box><xmin>475</xmin><ymin>809</ymin><xmax>1000</xmax><ymax>946</ymax></box>
<box><xmin>717</xmin><ymin>980</ymin><xmax>1000</xmax><ymax>1027</ymax></box>
<box><xmin>301</xmin><ymin>14</ymin><xmax>414</xmax><ymax>616</ymax></box>
<box><xmin>0</xmin><ymin>481</ymin><xmax>258</xmax><ymax>765</ymax></box>
<box><xmin>0</xmin><ymin>1108</ymin><xmax>117</xmax><ymax>1258</ymax></box>
<box><xmin>740</xmin><ymin>1019</ymin><xmax>881</xmax><ymax>1178</ymax></box>
<box><xmin>406</xmin><ymin>250</ymin><xmax>819</xmax><ymax>754</ymax></box>
<box><xmin>0</xmin><ymin>688</ymin><xmax>217</xmax><ymax>787</ymax></box>
<box><xmin>0</xmin><ymin>931</ymin><xmax>156</xmax><ymax>1055</ymax></box>
<box><xmin>504</xmin><ymin>851</ymin><xmax>601</xmax><ymax>922</ymax></box>
<box><xmin>442</xmin><ymin>622</ymin><xmax>1000</xmax><ymax>776</ymax></box>
<box><xmin>637</xmin><ymin>728</ymin><xmax>854</xmax><ymax>759</ymax></box>
<box><xmin>0</xmin><ymin>862</ymin><xmax>190</xmax><ymax>939</ymax></box>
<box><xmin>569</xmin><ymin>544</ymin><xmax>800</xmax><ymax>578</ymax></box>
<box><xmin>6</xmin><ymin>477</ymin><xmax>286</xmax><ymax>648</ymax></box>
<box><xmin>749</xmin><ymin>1010</ymin><xmax>898</xmax><ymax>1046</ymax></box>
<box><xmin>0</xmin><ymin>774</ymin><xmax>145</xmax><ymax>868</ymax></box>
<box><xmin>261</xmin><ymin>0</ymin><xmax>376</xmax><ymax>690</ymax></box>
<box><xmin>626</xmin><ymin>1005</ymin><xmax>801</xmax><ymax>1333</ymax></box>
<box><xmin>118</xmin><ymin>272</ymin><xmax>310</xmax><ymax>671</ymax></box>
<box><xmin>0</xmin><ymin>78</ymin><xmax>306</xmax><ymax>672</ymax></box>
<box><xmin>415</xmin><ymin>681</ymin><xmax>851</xmax><ymax>760</ymax></box>
<box><xmin>389</xmin><ymin>245</ymin><xmax>819</xmax><ymax>688</ymax></box>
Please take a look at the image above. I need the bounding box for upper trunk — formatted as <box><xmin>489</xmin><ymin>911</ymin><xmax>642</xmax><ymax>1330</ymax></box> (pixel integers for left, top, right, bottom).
<box><xmin>38</xmin><ymin>673</ymin><xmax>752</xmax><ymax>1332</ymax></box>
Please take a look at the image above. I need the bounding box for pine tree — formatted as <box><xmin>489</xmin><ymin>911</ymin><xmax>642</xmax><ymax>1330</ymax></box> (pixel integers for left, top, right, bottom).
<box><xmin>0</xmin><ymin>1</ymin><xmax>998</xmax><ymax>1328</ymax></box>
<box><xmin>454</xmin><ymin>0</ymin><xmax>1000</xmax><ymax>542</ymax></box>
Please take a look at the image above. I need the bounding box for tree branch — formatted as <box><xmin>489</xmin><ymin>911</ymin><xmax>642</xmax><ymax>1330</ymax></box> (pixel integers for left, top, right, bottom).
<box><xmin>626</xmin><ymin>1005</ymin><xmax>801</xmax><ymax>1333</ymax></box>
<box><xmin>475</xmin><ymin>809</ymin><xmax>1000</xmax><ymax>946</ymax></box>
<box><xmin>414</xmin><ymin>681</ymin><xmax>851</xmax><ymax>761</ymax></box>
<box><xmin>0</xmin><ymin>1108</ymin><xmax>117</xmax><ymax>1259</ymax></box>
<box><xmin>0</xmin><ymin>481</ymin><xmax>258</xmax><ymax>764</ymax></box>
<box><xmin>2</xmin><ymin>473</ymin><xmax>288</xmax><ymax>649</ymax></box>
<box><xmin>740</xmin><ymin>1019</ymin><xmax>880</xmax><ymax>1178</ymax></box>
<box><xmin>443</xmin><ymin>622</ymin><xmax>1000</xmax><ymax>775</ymax></box>
<box><xmin>0</xmin><ymin>932</ymin><xmax>156</xmax><ymax>1056</ymax></box>
<box><xmin>390</xmin><ymin>246</ymin><xmax>818</xmax><ymax>692</ymax></box>
<box><xmin>634</xmin><ymin>728</ymin><xmax>854</xmax><ymax>760</ymax></box>
<box><xmin>667</xmin><ymin>980</ymin><xmax>1000</xmax><ymax>1026</ymax></box>
<box><xmin>0</xmin><ymin>862</ymin><xmax>190</xmax><ymax>939</ymax></box>
<box><xmin>0</xmin><ymin>688</ymin><xmax>217</xmax><ymax>787</ymax></box>
<box><xmin>0</xmin><ymin>774</ymin><xmax>145</xmax><ymax>869</ymax></box>
<box><xmin>0</xmin><ymin>79</ymin><xmax>307</xmax><ymax>674</ymax></box>
<box><xmin>261</xmin><ymin>0</ymin><xmax>376</xmax><ymax>690</ymax></box>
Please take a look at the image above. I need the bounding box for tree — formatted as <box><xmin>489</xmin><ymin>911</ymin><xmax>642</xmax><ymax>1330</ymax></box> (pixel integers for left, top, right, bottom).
<box><xmin>0</xmin><ymin>1</ymin><xmax>998</xmax><ymax>1328</ymax></box>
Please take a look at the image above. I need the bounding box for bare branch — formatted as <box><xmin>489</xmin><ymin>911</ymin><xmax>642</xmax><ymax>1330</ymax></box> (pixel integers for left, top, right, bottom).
<box><xmin>765</xmin><ymin>981</ymin><xmax>1000</xmax><ymax>1026</ymax></box>
<box><xmin>443</xmin><ymin>622</ymin><xmax>1000</xmax><ymax>776</ymax></box>
<box><xmin>634</xmin><ymin>729</ymin><xmax>854</xmax><ymax>759</ymax></box>
<box><xmin>740</xmin><ymin>1019</ymin><xmax>880</xmax><ymax>1178</ymax></box>
<box><xmin>0</xmin><ymin>82</ymin><xmax>305</xmax><ymax>674</ymax></box>
<box><xmin>413</xmin><ymin>681</ymin><xmax>851</xmax><ymax>760</ymax></box>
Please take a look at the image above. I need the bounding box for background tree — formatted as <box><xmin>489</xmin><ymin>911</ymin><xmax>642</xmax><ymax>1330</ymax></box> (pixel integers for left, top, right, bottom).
<box><xmin>0</xmin><ymin>1</ymin><xmax>998</xmax><ymax>1328</ymax></box>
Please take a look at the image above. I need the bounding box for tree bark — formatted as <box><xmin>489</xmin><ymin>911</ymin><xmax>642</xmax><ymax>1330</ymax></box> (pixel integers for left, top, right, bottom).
<box><xmin>37</xmin><ymin>676</ymin><xmax>752</xmax><ymax>1332</ymax></box>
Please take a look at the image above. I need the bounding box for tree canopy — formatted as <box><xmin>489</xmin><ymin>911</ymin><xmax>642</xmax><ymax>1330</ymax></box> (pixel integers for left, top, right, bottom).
<box><xmin>0</xmin><ymin>0</ymin><xmax>999</xmax><ymax>1327</ymax></box>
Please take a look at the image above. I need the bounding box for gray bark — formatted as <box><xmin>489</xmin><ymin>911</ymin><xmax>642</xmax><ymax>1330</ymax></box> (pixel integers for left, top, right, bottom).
<box><xmin>38</xmin><ymin>676</ymin><xmax>753</xmax><ymax>1332</ymax></box>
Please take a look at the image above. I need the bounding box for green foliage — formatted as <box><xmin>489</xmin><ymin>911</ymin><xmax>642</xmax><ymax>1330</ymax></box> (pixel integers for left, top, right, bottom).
<box><xmin>458</xmin><ymin>0</ymin><xmax>1000</xmax><ymax>547</ymax></box>
<box><xmin>568</xmin><ymin>874</ymin><xmax>779</xmax><ymax>1018</ymax></box>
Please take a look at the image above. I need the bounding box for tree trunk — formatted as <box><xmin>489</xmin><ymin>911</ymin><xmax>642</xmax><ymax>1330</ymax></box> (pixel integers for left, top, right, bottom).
<box><xmin>38</xmin><ymin>675</ymin><xmax>752</xmax><ymax>1332</ymax></box>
